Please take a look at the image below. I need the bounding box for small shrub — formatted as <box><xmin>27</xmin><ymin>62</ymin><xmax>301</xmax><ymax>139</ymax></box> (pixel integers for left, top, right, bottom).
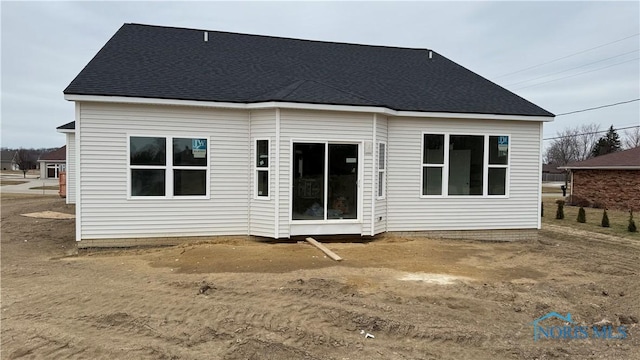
<box><xmin>629</xmin><ymin>210</ymin><xmax>637</xmax><ymax>233</ymax></box>
<box><xmin>577</xmin><ymin>207</ymin><xmax>586</xmax><ymax>223</ymax></box>
<box><xmin>541</xmin><ymin>202</ymin><xmax>544</xmax><ymax>217</ymax></box>
<box><xmin>601</xmin><ymin>209</ymin><xmax>610</xmax><ymax>228</ymax></box>
<box><xmin>567</xmin><ymin>195</ymin><xmax>590</xmax><ymax>208</ymax></box>
<box><xmin>556</xmin><ymin>200</ymin><xmax>565</xmax><ymax>220</ymax></box>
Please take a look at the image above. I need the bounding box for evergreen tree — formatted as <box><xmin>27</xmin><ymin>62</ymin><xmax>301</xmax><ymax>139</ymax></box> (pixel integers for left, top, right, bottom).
<box><xmin>591</xmin><ymin>125</ymin><xmax>622</xmax><ymax>157</ymax></box>
<box><xmin>577</xmin><ymin>207</ymin><xmax>586</xmax><ymax>223</ymax></box>
<box><xmin>629</xmin><ymin>210</ymin><xmax>637</xmax><ymax>233</ymax></box>
<box><xmin>556</xmin><ymin>200</ymin><xmax>565</xmax><ymax>220</ymax></box>
<box><xmin>601</xmin><ymin>209</ymin><xmax>610</xmax><ymax>228</ymax></box>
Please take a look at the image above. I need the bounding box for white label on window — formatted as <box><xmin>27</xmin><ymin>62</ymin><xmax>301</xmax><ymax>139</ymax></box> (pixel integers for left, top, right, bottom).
<box><xmin>346</xmin><ymin>158</ymin><xmax>357</xmax><ymax>163</ymax></box>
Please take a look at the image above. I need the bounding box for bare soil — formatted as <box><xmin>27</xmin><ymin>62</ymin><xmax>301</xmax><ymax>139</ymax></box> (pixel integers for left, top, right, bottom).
<box><xmin>1</xmin><ymin>194</ymin><xmax>639</xmax><ymax>359</ymax></box>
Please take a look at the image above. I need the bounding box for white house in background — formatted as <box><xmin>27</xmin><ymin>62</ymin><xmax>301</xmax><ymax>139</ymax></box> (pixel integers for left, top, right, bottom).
<box><xmin>56</xmin><ymin>121</ymin><xmax>76</xmax><ymax>204</ymax></box>
<box><xmin>62</xmin><ymin>23</ymin><xmax>554</xmax><ymax>247</ymax></box>
<box><xmin>1</xmin><ymin>150</ymin><xmax>19</xmax><ymax>171</ymax></box>
<box><xmin>38</xmin><ymin>146</ymin><xmax>67</xmax><ymax>179</ymax></box>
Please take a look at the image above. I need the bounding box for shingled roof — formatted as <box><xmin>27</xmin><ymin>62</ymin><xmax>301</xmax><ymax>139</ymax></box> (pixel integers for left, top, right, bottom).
<box><xmin>64</xmin><ymin>23</ymin><xmax>553</xmax><ymax>117</ymax></box>
<box><xmin>39</xmin><ymin>146</ymin><xmax>66</xmax><ymax>161</ymax></box>
<box><xmin>561</xmin><ymin>146</ymin><xmax>640</xmax><ymax>169</ymax></box>
<box><xmin>56</xmin><ymin>121</ymin><xmax>75</xmax><ymax>130</ymax></box>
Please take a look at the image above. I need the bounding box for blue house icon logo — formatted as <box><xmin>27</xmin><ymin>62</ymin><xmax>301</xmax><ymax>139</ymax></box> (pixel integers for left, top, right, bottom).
<box><xmin>531</xmin><ymin>312</ymin><xmax>628</xmax><ymax>341</ymax></box>
<box><xmin>531</xmin><ymin>312</ymin><xmax>574</xmax><ymax>341</ymax></box>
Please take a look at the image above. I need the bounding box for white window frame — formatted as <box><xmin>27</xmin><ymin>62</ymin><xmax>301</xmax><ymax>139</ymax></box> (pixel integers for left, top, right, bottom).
<box><xmin>127</xmin><ymin>135</ymin><xmax>210</xmax><ymax>200</ymax></box>
<box><xmin>254</xmin><ymin>138</ymin><xmax>270</xmax><ymax>200</ymax></box>
<box><xmin>486</xmin><ymin>135</ymin><xmax>510</xmax><ymax>197</ymax></box>
<box><xmin>420</xmin><ymin>132</ymin><xmax>510</xmax><ymax>198</ymax></box>
<box><xmin>377</xmin><ymin>141</ymin><xmax>387</xmax><ymax>199</ymax></box>
<box><xmin>288</xmin><ymin>139</ymin><xmax>363</xmax><ymax>224</ymax></box>
<box><xmin>420</xmin><ymin>132</ymin><xmax>447</xmax><ymax>197</ymax></box>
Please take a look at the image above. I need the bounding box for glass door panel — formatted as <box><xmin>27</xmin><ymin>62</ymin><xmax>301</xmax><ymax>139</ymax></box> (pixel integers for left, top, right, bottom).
<box><xmin>292</xmin><ymin>143</ymin><xmax>325</xmax><ymax>220</ymax></box>
<box><xmin>328</xmin><ymin>144</ymin><xmax>358</xmax><ymax>219</ymax></box>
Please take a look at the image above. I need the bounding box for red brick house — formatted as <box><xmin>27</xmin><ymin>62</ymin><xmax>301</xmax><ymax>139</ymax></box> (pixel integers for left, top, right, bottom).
<box><xmin>560</xmin><ymin>146</ymin><xmax>640</xmax><ymax>211</ymax></box>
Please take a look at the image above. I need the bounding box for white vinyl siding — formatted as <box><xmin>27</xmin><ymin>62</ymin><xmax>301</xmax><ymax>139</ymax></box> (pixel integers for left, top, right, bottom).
<box><xmin>374</xmin><ymin>115</ymin><xmax>388</xmax><ymax>234</ymax></box>
<box><xmin>249</xmin><ymin>109</ymin><xmax>277</xmax><ymax>237</ymax></box>
<box><xmin>279</xmin><ymin>109</ymin><xmax>373</xmax><ymax>237</ymax></box>
<box><xmin>387</xmin><ymin>117</ymin><xmax>541</xmax><ymax>231</ymax></box>
<box><xmin>66</xmin><ymin>133</ymin><xmax>76</xmax><ymax>204</ymax></box>
<box><xmin>77</xmin><ymin>102</ymin><xmax>249</xmax><ymax>240</ymax></box>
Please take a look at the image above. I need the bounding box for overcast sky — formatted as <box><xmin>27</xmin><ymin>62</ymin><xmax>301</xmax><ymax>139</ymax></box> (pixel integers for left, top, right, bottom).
<box><xmin>1</xmin><ymin>1</ymin><xmax>639</xmax><ymax>149</ymax></box>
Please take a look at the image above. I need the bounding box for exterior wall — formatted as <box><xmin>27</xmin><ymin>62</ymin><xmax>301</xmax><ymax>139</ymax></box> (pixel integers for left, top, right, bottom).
<box><xmin>387</xmin><ymin>118</ymin><xmax>542</xmax><ymax>231</ymax></box>
<box><xmin>572</xmin><ymin>169</ymin><xmax>640</xmax><ymax>211</ymax></box>
<box><xmin>66</xmin><ymin>133</ymin><xmax>76</xmax><ymax>204</ymax></box>
<box><xmin>278</xmin><ymin>109</ymin><xmax>374</xmax><ymax>237</ymax></box>
<box><xmin>39</xmin><ymin>160</ymin><xmax>65</xmax><ymax>179</ymax></box>
<box><xmin>77</xmin><ymin>102</ymin><xmax>250</xmax><ymax>240</ymax></box>
<box><xmin>249</xmin><ymin>109</ymin><xmax>277</xmax><ymax>237</ymax></box>
<box><xmin>374</xmin><ymin>115</ymin><xmax>388</xmax><ymax>235</ymax></box>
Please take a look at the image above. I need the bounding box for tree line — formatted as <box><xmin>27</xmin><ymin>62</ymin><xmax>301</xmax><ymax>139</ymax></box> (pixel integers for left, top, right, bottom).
<box><xmin>545</xmin><ymin>125</ymin><xmax>640</xmax><ymax>166</ymax></box>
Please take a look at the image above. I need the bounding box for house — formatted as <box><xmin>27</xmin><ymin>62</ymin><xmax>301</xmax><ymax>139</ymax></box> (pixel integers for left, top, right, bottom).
<box><xmin>56</xmin><ymin>122</ymin><xmax>76</xmax><ymax>204</ymax></box>
<box><xmin>38</xmin><ymin>146</ymin><xmax>67</xmax><ymax>179</ymax></box>
<box><xmin>560</xmin><ymin>146</ymin><xmax>640</xmax><ymax>211</ymax></box>
<box><xmin>1</xmin><ymin>150</ymin><xmax>19</xmax><ymax>171</ymax></box>
<box><xmin>541</xmin><ymin>163</ymin><xmax>565</xmax><ymax>182</ymax></box>
<box><xmin>62</xmin><ymin>23</ymin><xmax>554</xmax><ymax>247</ymax></box>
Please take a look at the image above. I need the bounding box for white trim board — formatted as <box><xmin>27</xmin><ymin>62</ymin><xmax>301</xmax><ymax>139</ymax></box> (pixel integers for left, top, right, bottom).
<box><xmin>65</xmin><ymin>95</ymin><xmax>554</xmax><ymax>122</ymax></box>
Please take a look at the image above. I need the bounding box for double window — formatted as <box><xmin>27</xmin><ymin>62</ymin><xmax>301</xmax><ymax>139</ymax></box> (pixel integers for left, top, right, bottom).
<box><xmin>255</xmin><ymin>139</ymin><xmax>269</xmax><ymax>198</ymax></box>
<box><xmin>129</xmin><ymin>136</ymin><xmax>208</xmax><ymax>198</ymax></box>
<box><xmin>421</xmin><ymin>133</ymin><xmax>509</xmax><ymax>197</ymax></box>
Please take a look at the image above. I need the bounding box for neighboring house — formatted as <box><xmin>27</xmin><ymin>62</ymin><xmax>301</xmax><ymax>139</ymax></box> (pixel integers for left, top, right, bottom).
<box><xmin>1</xmin><ymin>150</ymin><xmax>19</xmax><ymax>171</ymax></box>
<box><xmin>62</xmin><ymin>23</ymin><xmax>554</xmax><ymax>247</ymax></box>
<box><xmin>38</xmin><ymin>146</ymin><xmax>67</xmax><ymax>179</ymax></box>
<box><xmin>560</xmin><ymin>146</ymin><xmax>640</xmax><ymax>211</ymax></box>
<box><xmin>57</xmin><ymin>121</ymin><xmax>76</xmax><ymax>204</ymax></box>
<box><xmin>542</xmin><ymin>163</ymin><xmax>565</xmax><ymax>182</ymax></box>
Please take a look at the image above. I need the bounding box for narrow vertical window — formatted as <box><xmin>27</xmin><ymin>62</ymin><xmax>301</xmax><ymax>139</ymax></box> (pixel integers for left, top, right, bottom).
<box><xmin>256</xmin><ymin>139</ymin><xmax>269</xmax><ymax>198</ymax></box>
<box><xmin>377</xmin><ymin>142</ymin><xmax>386</xmax><ymax>199</ymax></box>
<box><xmin>488</xmin><ymin>136</ymin><xmax>509</xmax><ymax>195</ymax></box>
<box><xmin>421</xmin><ymin>134</ymin><xmax>444</xmax><ymax>195</ymax></box>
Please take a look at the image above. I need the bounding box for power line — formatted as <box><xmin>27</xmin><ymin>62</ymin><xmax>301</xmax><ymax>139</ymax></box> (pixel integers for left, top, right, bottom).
<box><xmin>512</xmin><ymin>57</ymin><xmax>639</xmax><ymax>90</ymax></box>
<box><xmin>555</xmin><ymin>98</ymin><xmax>640</xmax><ymax>116</ymax></box>
<box><xmin>504</xmin><ymin>49</ymin><xmax>639</xmax><ymax>87</ymax></box>
<box><xmin>494</xmin><ymin>33</ymin><xmax>640</xmax><ymax>79</ymax></box>
<box><xmin>543</xmin><ymin>125</ymin><xmax>640</xmax><ymax>141</ymax></box>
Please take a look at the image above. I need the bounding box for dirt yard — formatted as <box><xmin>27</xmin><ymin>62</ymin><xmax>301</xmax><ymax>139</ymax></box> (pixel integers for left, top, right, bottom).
<box><xmin>1</xmin><ymin>195</ymin><xmax>639</xmax><ymax>359</ymax></box>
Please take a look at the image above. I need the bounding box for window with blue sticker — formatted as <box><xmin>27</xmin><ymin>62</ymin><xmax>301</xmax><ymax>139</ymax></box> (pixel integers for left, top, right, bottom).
<box><xmin>129</xmin><ymin>136</ymin><xmax>208</xmax><ymax>198</ymax></box>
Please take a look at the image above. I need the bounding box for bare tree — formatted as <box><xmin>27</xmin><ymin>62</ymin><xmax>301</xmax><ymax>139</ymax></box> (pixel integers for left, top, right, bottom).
<box><xmin>574</xmin><ymin>123</ymin><xmax>600</xmax><ymax>161</ymax></box>
<box><xmin>15</xmin><ymin>149</ymin><xmax>39</xmax><ymax>178</ymax></box>
<box><xmin>544</xmin><ymin>123</ymin><xmax>601</xmax><ymax>165</ymax></box>
<box><xmin>622</xmin><ymin>126</ymin><xmax>640</xmax><ymax>149</ymax></box>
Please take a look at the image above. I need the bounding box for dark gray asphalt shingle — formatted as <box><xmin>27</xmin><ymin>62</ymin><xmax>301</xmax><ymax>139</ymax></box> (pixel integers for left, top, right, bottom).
<box><xmin>57</xmin><ymin>121</ymin><xmax>75</xmax><ymax>130</ymax></box>
<box><xmin>64</xmin><ymin>23</ymin><xmax>554</xmax><ymax>117</ymax></box>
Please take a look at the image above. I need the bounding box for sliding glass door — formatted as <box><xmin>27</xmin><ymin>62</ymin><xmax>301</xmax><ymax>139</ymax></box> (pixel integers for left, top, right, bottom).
<box><xmin>292</xmin><ymin>142</ymin><xmax>359</xmax><ymax>221</ymax></box>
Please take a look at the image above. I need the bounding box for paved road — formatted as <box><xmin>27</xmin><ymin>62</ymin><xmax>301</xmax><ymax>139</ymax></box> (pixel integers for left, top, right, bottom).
<box><xmin>0</xmin><ymin>173</ymin><xmax>60</xmax><ymax>196</ymax></box>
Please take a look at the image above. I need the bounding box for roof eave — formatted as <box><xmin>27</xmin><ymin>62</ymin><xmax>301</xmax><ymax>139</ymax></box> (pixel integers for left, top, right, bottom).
<box><xmin>64</xmin><ymin>94</ymin><xmax>555</xmax><ymax>122</ymax></box>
